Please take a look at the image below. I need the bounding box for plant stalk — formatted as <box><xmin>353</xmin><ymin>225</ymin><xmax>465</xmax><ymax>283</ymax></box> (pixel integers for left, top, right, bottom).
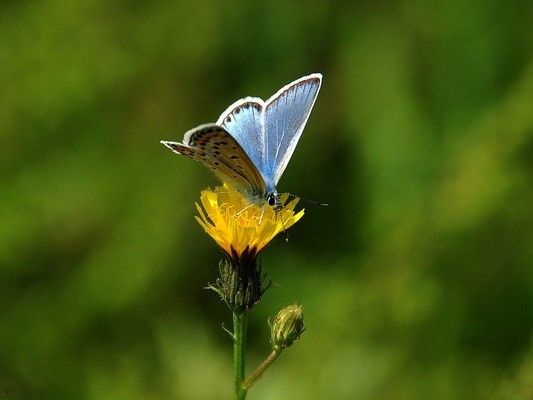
<box><xmin>233</xmin><ymin>311</ymin><xmax>248</xmax><ymax>400</ymax></box>
<box><xmin>241</xmin><ymin>349</ymin><xmax>282</xmax><ymax>391</ymax></box>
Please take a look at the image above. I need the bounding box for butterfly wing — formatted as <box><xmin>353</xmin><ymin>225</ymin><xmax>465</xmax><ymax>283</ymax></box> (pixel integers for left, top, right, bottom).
<box><xmin>264</xmin><ymin>73</ymin><xmax>322</xmax><ymax>185</ymax></box>
<box><xmin>161</xmin><ymin>124</ymin><xmax>266</xmax><ymax>196</ymax></box>
<box><xmin>217</xmin><ymin>97</ymin><xmax>266</xmax><ymax>176</ymax></box>
<box><xmin>168</xmin><ymin>74</ymin><xmax>322</xmax><ymax>195</ymax></box>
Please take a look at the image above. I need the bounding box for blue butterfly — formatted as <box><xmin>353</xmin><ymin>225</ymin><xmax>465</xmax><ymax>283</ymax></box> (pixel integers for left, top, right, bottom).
<box><xmin>161</xmin><ymin>73</ymin><xmax>322</xmax><ymax>208</ymax></box>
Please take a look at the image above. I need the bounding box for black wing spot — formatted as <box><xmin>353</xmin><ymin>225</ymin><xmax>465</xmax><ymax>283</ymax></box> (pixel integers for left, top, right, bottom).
<box><xmin>230</xmin><ymin>155</ymin><xmax>239</xmax><ymax>159</ymax></box>
<box><xmin>235</xmin><ymin>107</ymin><xmax>241</xmax><ymax>114</ymax></box>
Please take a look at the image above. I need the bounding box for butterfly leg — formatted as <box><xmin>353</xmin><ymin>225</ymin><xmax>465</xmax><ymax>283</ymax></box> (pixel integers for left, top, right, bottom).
<box><xmin>257</xmin><ymin>205</ymin><xmax>266</xmax><ymax>226</ymax></box>
<box><xmin>235</xmin><ymin>203</ymin><xmax>254</xmax><ymax>218</ymax></box>
<box><xmin>276</xmin><ymin>210</ymin><xmax>289</xmax><ymax>243</ymax></box>
<box><xmin>216</xmin><ymin>188</ymin><xmax>239</xmax><ymax>195</ymax></box>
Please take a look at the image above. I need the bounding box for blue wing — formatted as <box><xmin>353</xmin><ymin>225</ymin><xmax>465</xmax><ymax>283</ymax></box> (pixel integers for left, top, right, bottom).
<box><xmin>215</xmin><ymin>74</ymin><xmax>322</xmax><ymax>192</ymax></box>
<box><xmin>264</xmin><ymin>73</ymin><xmax>322</xmax><ymax>186</ymax></box>
<box><xmin>217</xmin><ymin>97</ymin><xmax>266</xmax><ymax>179</ymax></box>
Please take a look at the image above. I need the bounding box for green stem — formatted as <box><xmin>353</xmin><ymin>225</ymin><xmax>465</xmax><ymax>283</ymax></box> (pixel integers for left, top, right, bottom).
<box><xmin>233</xmin><ymin>311</ymin><xmax>248</xmax><ymax>400</ymax></box>
<box><xmin>241</xmin><ymin>349</ymin><xmax>282</xmax><ymax>391</ymax></box>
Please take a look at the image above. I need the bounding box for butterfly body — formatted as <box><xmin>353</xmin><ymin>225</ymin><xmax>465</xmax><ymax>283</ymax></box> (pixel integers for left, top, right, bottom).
<box><xmin>162</xmin><ymin>73</ymin><xmax>322</xmax><ymax>207</ymax></box>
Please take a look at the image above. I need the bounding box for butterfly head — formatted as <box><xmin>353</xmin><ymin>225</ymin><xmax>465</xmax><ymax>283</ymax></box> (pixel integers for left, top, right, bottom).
<box><xmin>267</xmin><ymin>192</ymin><xmax>283</xmax><ymax>211</ymax></box>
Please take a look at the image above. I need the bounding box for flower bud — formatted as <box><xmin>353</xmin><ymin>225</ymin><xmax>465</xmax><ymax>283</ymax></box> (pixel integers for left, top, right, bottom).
<box><xmin>270</xmin><ymin>304</ymin><xmax>305</xmax><ymax>350</ymax></box>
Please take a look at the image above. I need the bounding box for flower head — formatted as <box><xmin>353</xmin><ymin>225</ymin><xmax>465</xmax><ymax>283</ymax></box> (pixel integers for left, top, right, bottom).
<box><xmin>195</xmin><ymin>186</ymin><xmax>304</xmax><ymax>258</ymax></box>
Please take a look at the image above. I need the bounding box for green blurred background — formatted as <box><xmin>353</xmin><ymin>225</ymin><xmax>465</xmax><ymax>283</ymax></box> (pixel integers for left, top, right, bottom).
<box><xmin>1</xmin><ymin>0</ymin><xmax>532</xmax><ymax>399</ymax></box>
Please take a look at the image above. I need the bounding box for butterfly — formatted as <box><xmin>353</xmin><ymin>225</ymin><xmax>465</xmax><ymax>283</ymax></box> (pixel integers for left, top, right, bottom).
<box><xmin>161</xmin><ymin>73</ymin><xmax>322</xmax><ymax>208</ymax></box>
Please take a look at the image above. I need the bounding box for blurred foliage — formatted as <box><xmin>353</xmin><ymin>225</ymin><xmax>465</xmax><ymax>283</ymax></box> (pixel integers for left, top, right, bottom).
<box><xmin>1</xmin><ymin>0</ymin><xmax>532</xmax><ymax>399</ymax></box>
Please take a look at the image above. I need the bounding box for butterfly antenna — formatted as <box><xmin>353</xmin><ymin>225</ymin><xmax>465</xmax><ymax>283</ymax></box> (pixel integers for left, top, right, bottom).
<box><xmin>283</xmin><ymin>193</ymin><xmax>328</xmax><ymax>208</ymax></box>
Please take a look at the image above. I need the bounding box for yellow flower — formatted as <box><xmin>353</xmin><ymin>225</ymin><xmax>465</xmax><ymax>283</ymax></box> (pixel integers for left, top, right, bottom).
<box><xmin>195</xmin><ymin>186</ymin><xmax>304</xmax><ymax>258</ymax></box>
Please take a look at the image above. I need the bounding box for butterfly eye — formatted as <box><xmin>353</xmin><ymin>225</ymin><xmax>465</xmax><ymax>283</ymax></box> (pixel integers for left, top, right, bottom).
<box><xmin>268</xmin><ymin>195</ymin><xmax>276</xmax><ymax>207</ymax></box>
